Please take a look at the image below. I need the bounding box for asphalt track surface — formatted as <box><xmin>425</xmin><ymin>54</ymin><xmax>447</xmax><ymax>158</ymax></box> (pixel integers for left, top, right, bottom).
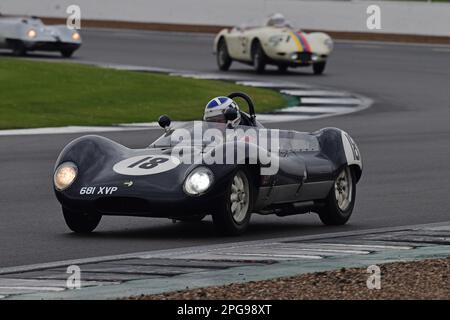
<box><xmin>1</xmin><ymin>29</ymin><xmax>450</xmax><ymax>267</ymax></box>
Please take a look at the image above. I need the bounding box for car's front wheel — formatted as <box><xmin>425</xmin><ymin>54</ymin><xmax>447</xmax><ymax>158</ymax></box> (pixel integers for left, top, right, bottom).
<box><xmin>212</xmin><ymin>169</ymin><xmax>253</xmax><ymax>235</ymax></box>
<box><xmin>12</xmin><ymin>41</ymin><xmax>26</xmax><ymax>56</ymax></box>
<box><xmin>318</xmin><ymin>166</ymin><xmax>356</xmax><ymax>225</ymax></box>
<box><xmin>61</xmin><ymin>49</ymin><xmax>75</xmax><ymax>58</ymax></box>
<box><xmin>217</xmin><ymin>39</ymin><xmax>232</xmax><ymax>71</ymax></box>
<box><xmin>252</xmin><ymin>41</ymin><xmax>267</xmax><ymax>73</ymax></box>
<box><xmin>63</xmin><ymin>208</ymin><xmax>102</xmax><ymax>233</ymax></box>
<box><xmin>313</xmin><ymin>61</ymin><xmax>326</xmax><ymax>75</ymax></box>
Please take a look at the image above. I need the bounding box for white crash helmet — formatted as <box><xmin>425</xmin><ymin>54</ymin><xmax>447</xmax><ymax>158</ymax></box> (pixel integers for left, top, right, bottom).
<box><xmin>266</xmin><ymin>13</ymin><xmax>292</xmax><ymax>28</ymax></box>
<box><xmin>204</xmin><ymin>96</ymin><xmax>241</xmax><ymax>128</ymax></box>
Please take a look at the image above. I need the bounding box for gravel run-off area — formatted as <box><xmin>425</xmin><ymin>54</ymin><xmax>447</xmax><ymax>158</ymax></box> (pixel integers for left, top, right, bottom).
<box><xmin>133</xmin><ymin>257</ymin><xmax>450</xmax><ymax>300</ymax></box>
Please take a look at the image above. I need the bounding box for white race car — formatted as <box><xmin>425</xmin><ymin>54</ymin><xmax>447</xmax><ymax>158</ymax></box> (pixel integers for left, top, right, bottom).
<box><xmin>213</xmin><ymin>14</ymin><xmax>333</xmax><ymax>74</ymax></box>
<box><xmin>0</xmin><ymin>15</ymin><xmax>81</xmax><ymax>57</ymax></box>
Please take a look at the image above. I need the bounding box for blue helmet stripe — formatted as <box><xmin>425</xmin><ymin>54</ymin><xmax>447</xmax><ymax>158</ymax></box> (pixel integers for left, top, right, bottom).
<box><xmin>207</xmin><ymin>100</ymin><xmax>219</xmax><ymax>108</ymax></box>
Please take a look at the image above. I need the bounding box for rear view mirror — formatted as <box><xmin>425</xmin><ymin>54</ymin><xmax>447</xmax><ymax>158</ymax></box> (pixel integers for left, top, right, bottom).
<box><xmin>158</xmin><ymin>115</ymin><xmax>171</xmax><ymax>132</ymax></box>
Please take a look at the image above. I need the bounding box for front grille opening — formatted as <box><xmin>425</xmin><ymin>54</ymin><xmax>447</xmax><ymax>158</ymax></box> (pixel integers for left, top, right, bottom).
<box><xmin>296</xmin><ymin>52</ymin><xmax>312</xmax><ymax>61</ymax></box>
<box><xmin>95</xmin><ymin>197</ymin><xmax>149</xmax><ymax>214</ymax></box>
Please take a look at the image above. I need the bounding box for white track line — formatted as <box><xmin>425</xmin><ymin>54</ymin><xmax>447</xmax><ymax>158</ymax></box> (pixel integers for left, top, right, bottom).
<box><xmin>236</xmin><ymin>81</ymin><xmax>311</xmax><ymax>89</ymax></box>
<box><xmin>169</xmin><ymin>72</ymin><xmax>248</xmax><ymax>81</ymax></box>
<box><xmin>0</xmin><ymin>286</ymin><xmax>64</xmax><ymax>292</ymax></box>
<box><xmin>313</xmin><ymin>243</ymin><xmax>412</xmax><ymax>250</ymax></box>
<box><xmin>301</xmin><ymin>97</ymin><xmax>362</xmax><ymax>105</ymax></box>
<box><xmin>0</xmin><ymin>125</ymin><xmax>160</xmax><ymax>136</ymax></box>
<box><xmin>115</xmin><ymin>121</ymin><xmax>160</xmax><ymax>127</ymax></box>
<box><xmin>281</xmin><ymin>90</ymin><xmax>351</xmax><ymax>97</ymax></box>
<box><xmin>102</xmin><ymin>63</ymin><xmax>174</xmax><ymax>73</ymax></box>
<box><xmin>276</xmin><ymin>106</ymin><xmax>357</xmax><ymax>114</ymax></box>
<box><xmin>267</xmin><ymin>246</ymin><xmax>370</xmax><ymax>255</ymax></box>
<box><xmin>220</xmin><ymin>252</ymin><xmax>323</xmax><ymax>260</ymax></box>
<box><xmin>255</xmin><ymin>114</ymin><xmax>315</xmax><ymax>122</ymax></box>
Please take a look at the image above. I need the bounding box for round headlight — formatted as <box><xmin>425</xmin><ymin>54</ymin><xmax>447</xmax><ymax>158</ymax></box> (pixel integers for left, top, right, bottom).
<box><xmin>54</xmin><ymin>162</ymin><xmax>78</xmax><ymax>191</ymax></box>
<box><xmin>72</xmin><ymin>32</ymin><xmax>81</xmax><ymax>41</ymax></box>
<box><xmin>184</xmin><ymin>167</ymin><xmax>214</xmax><ymax>196</ymax></box>
<box><xmin>324</xmin><ymin>38</ymin><xmax>333</xmax><ymax>51</ymax></box>
<box><xmin>268</xmin><ymin>35</ymin><xmax>283</xmax><ymax>47</ymax></box>
<box><xmin>27</xmin><ymin>29</ymin><xmax>37</xmax><ymax>39</ymax></box>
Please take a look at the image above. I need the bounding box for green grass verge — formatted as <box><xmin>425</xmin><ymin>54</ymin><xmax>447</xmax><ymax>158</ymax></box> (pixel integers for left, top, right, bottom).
<box><xmin>0</xmin><ymin>58</ymin><xmax>286</xmax><ymax>129</ymax></box>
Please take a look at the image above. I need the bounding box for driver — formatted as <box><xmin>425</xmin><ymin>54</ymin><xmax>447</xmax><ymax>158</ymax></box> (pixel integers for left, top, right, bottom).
<box><xmin>265</xmin><ymin>13</ymin><xmax>292</xmax><ymax>28</ymax></box>
<box><xmin>204</xmin><ymin>96</ymin><xmax>241</xmax><ymax>128</ymax></box>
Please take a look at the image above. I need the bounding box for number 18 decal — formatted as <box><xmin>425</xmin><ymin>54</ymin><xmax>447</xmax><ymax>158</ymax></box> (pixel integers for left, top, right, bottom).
<box><xmin>113</xmin><ymin>155</ymin><xmax>180</xmax><ymax>176</ymax></box>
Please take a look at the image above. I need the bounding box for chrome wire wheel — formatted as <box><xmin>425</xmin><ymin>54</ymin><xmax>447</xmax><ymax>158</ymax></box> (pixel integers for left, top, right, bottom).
<box><xmin>212</xmin><ymin>169</ymin><xmax>253</xmax><ymax>235</ymax></box>
<box><xmin>217</xmin><ymin>39</ymin><xmax>231</xmax><ymax>71</ymax></box>
<box><xmin>334</xmin><ymin>167</ymin><xmax>353</xmax><ymax>211</ymax></box>
<box><xmin>218</xmin><ymin>46</ymin><xmax>226</xmax><ymax>66</ymax></box>
<box><xmin>252</xmin><ymin>42</ymin><xmax>266</xmax><ymax>73</ymax></box>
<box><xmin>253</xmin><ymin>51</ymin><xmax>260</xmax><ymax>68</ymax></box>
<box><xmin>230</xmin><ymin>171</ymin><xmax>250</xmax><ymax>224</ymax></box>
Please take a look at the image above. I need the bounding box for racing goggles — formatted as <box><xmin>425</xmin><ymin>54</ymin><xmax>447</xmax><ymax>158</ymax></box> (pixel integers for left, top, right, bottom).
<box><xmin>205</xmin><ymin>113</ymin><xmax>227</xmax><ymax>123</ymax></box>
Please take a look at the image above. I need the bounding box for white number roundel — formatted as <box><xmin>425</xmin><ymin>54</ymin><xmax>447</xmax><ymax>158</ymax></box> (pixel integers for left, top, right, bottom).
<box><xmin>113</xmin><ymin>155</ymin><xmax>181</xmax><ymax>176</ymax></box>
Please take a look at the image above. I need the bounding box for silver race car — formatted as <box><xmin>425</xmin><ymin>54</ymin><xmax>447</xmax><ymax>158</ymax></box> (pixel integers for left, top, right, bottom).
<box><xmin>0</xmin><ymin>15</ymin><xmax>81</xmax><ymax>57</ymax></box>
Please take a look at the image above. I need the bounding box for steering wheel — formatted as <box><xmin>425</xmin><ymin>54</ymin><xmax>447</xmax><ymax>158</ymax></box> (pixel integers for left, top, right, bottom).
<box><xmin>227</xmin><ymin>92</ymin><xmax>256</xmax><ymax>126</ymax></box>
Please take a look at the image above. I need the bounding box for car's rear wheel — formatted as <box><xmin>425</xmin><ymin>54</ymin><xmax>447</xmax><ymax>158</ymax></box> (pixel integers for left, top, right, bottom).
<box><xmin>212</xmin><ymin>169</ymin><xmax>253</xmax><ymax>235</ymax></box>
<box><xmin>61</xmin><ymin>49</ymin><xmax>75</xmax><ymax>58</ymax></box>
<box><xmin>252</xmin><ymin>41</ymin><xmax>267</xmax><ymax>73</ymax></box>
<box><xmin>278</xmin><ymin>65</ymin><xmax>288</xmax><ymax>73</ymax></box>
<box><xmin>63</xmin><ymin>208</ymin><xmax>102</xmax><ymax>233</ymax></box>
<box><xmin>313</xmin><ymin>61</ymin><xmax>326</xmax><ymax>75</ymax></box>
<box><xmin>217</xmin><ymin>38</ymin><xmax>232</xmax><ymax>71</ymax></box>
<box><xmin>318</xmin><ymin>166</ymin><xmax>356</xmax><ymax>225</ymax></box>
